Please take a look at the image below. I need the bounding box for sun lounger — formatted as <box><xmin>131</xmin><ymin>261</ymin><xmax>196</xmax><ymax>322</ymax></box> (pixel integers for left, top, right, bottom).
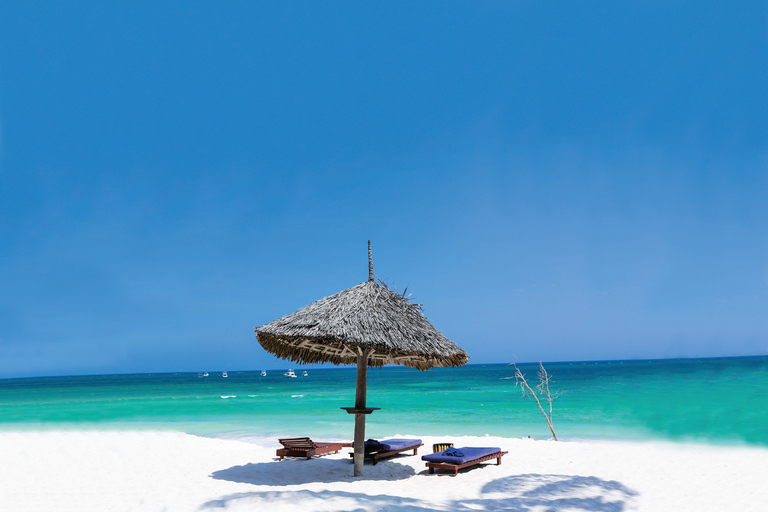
<box><xmin>276</xmin><ymin>437</ymin><xmax>353</xmax><ymax>460</ymax></box>
<box><xmin>421</xmin><ymin>446</ymin><xmax>508</xmax><ymax>476</ymax></box>
<box><xmin>350</xmin><ymin>438</ymin><xmax>423</xmax><ymax>465</ymax></box>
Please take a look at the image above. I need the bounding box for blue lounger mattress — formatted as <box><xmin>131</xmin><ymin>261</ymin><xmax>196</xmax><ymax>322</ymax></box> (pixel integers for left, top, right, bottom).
<box><xmin>421</xmin><ymin>447</ymin><xmax>501</xmax><ymax>465</ymax></box>
<box><xmin>365</xmin><ymin>438</ymin><xmax>422</xmax><ymax>452</ymax></box>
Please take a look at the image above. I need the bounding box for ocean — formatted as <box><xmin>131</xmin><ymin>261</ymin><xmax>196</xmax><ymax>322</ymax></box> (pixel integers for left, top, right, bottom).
<box><xmin>1</xmin><ymin>356</ymin><xmax>766</xmax><ymax>447</ymax></box>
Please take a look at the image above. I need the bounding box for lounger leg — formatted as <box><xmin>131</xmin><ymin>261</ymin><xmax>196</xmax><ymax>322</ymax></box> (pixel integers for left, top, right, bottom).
<box><xmin>428</xmin><ymin>467</ymin><xmax>434</xmax><ymax>474</ymax></box>
<box><xmin>496</xmin><ymin>455</ymin><xmax>502</xmax><ymax>465</ymax></box>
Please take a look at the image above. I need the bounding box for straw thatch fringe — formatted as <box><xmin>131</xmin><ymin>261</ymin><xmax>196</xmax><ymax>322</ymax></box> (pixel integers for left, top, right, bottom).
<box><xmin>256</xmin><ymin>281</ymin><xmax>468</xmax><ymax>370</ymax></box>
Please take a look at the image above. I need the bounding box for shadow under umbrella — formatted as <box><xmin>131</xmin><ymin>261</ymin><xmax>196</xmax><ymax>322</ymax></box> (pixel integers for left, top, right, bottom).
<box><xmin>210</xmin><ymin>457</ymin><xmax>417</xmax><ymax>486</ymax></box>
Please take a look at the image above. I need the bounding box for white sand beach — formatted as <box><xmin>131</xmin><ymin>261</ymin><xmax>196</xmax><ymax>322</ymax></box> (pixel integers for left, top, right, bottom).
<box><xmin>1</xmin><ymin>431</ymin><xmax>766</xmax><ymax>512</ymax></box>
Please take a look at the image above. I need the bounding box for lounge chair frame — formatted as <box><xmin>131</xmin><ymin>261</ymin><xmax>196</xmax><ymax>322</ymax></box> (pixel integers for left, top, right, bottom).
<box><xmin>276</xmin><ymin>437</ymin><xmax>352</xmax><ymax>460</ymax></box>
<box><xmin>351</xmin><ymin>442</ymin><xmax>424</xmax><ymax>465</ymax></box>
<box><xmin>424</xmin><ymin>450</ymin><xmax>508</xmax><ymax>476</ymax></box>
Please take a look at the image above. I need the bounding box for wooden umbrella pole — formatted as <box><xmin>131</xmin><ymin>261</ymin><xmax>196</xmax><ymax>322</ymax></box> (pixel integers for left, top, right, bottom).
<box><xmin>353</xmin><ymin>348</ymin><xmax>371</xmax><ymax>477</ymax></box>
<box><xmin>368</xmin><ymin>240</ymin><xmax>374</xmax><ymax>283</ymax></box>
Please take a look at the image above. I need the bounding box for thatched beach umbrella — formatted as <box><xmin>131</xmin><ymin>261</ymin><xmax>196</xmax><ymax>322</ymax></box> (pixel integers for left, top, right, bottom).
<box><xmin>256</xmin><ymin>241</ymin><xmax>469</xmax><ymax>476</ymax></box>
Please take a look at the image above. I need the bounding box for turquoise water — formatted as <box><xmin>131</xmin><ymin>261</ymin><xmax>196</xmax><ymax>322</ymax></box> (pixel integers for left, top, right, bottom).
<box><xmin>1</xmin><ymin>357</ymin><xmax>766</xmax><ymax>447</ymax></box>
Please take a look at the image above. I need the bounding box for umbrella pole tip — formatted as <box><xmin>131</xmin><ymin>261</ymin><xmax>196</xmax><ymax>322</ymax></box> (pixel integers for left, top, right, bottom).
<box><xmin>368</xmin><ymin>241</ymin><xmax>373</xmax><ymax>282</ymax></box>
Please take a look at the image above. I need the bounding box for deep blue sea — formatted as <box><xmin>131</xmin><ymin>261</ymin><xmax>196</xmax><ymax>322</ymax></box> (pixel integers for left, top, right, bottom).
<box><xmin>1</xmin><ymin>357</ymin><xmax>766</xmax><ymax>447</ymax></box>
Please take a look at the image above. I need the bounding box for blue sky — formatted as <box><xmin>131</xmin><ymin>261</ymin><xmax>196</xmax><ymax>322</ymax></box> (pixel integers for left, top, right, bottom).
<box><xmin>1</xmin><ymin>2</ymin><xmax>767</xmax><ymax>379</ymax></box>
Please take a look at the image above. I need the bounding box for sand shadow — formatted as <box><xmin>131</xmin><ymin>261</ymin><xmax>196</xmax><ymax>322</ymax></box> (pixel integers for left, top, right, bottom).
<box><xmin>477</xmin><ymin>473</ymin><xmax>639</xmax><ymax>511</ymax></box>
<box><xmin>203</xmin><ymin>473</ymin><xmax>638</xmax><ymax>512</ymax></box>
<box><xmin>210</xmin><ymin>457</ymin><xmax>417</xmax><ymax>486</ymax></box>
<box><xmin>201</xmin><ymin>489</ymin><xmax>432</xmax><ymax>511</ymax></box>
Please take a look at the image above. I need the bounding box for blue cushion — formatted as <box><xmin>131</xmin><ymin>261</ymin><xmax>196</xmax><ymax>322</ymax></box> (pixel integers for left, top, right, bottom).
<box><xmin>378</xmin><ymin>438</ymin><xmax>422</xmax><ymax>451</ymax></box>
<box><xmin>421</xmin><ymin>447</ymin><xmax>501</xmax><ymax>465</ymax></box>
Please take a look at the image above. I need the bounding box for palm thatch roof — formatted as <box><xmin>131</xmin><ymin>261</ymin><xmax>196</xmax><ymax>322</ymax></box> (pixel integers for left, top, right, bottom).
<box><xmin>256</xmin><ymin>280</ymin><xmax>469</xmax><ymax>371</ymax></box>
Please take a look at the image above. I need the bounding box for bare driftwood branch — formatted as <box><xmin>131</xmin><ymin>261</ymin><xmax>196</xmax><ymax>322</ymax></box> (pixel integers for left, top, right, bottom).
<box><xmin>510</xmin><ymin>360</ymin><xmax>561</xmax><ymax>441</ymax></box>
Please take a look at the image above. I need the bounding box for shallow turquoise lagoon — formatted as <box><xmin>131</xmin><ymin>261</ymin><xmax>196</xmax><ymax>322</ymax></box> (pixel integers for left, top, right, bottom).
<box><xmin>1</xmin><ymin>356</ymin><xmax>766</xmax><ymax>447</ymax></box>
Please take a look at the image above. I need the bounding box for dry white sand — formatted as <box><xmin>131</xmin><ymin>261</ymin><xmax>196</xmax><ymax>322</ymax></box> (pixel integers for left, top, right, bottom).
<box><xmin>1</xmin><ymin>431</ymin><xmax>766</xmax><ymax>512</ymax></box>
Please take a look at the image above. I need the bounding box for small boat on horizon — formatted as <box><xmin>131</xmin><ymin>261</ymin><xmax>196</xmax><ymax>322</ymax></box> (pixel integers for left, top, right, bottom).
<box><xmin>284</xmin><ymin>369</ymin><xmax>297</xmax><ymax>378</ymax></box>
<box><xmin>260</xmin><ymin>370</ymin><xmax>267</xmax><ymax>377</ymax></box>
<box><xmin>302</xmin><ymin>371</ymin><xmax>308</xmax><ymax>377</ymax></box>
<box><xmin>222</xmin><ymin>371</ymin><xmax>228</xmax><ymax>378</ymax></box>
<box><xmin>198</xmin><ymin>372</ymin><xmax>209</xmax><ymax>378</ymax></box>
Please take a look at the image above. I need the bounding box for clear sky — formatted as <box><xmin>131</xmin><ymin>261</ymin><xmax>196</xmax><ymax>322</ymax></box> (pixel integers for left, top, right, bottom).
<box><xmin>1</xmin><ymin>2</ymin><xmax>767</xmax><ymax>379</ymax></box>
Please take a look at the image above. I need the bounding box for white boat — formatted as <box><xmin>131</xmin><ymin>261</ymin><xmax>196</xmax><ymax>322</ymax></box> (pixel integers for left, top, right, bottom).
<box><xmin>222</xmin><ymin>371</ymin><xmax>228</xmax><ymax>378</ymax></box>
<box><xmin>302</xmin><ymin>371</ymin><xmax>308</xmax><ymax>377</ymax></box>
<box><xmin>260</xmin><ymin>370</ymin><xmax>267</xmax><ymax>377</ymax></box>
<box><xmin>284</xmin><ymin>369</ymin><xmax>297</xmax><ymax>378</ymax></box>
<box><xmin>198</xmin><ymin>372</ymin><xmax>209</xmax><ymax>378</ymax></box>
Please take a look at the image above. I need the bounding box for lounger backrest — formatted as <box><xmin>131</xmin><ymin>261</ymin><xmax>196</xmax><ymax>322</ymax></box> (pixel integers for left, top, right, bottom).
<box><xmin>433</xmin><ymin>442</ymin><xmax>454</xmax><ymax>453</ymax></box>
<box><xmin>278</xmin><ymin>437</ymin><xmax>318</xmax><ymax>449</ymax></box>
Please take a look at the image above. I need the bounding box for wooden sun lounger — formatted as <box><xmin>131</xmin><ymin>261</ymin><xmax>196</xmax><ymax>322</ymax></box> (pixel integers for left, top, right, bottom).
<box><xmin>424</xmin><ymin>450</ymin><xmax>508</xmax><ymax>476</ymax></box>
<box><xmin>276</xmin><ymin>437</ymin><xmax>353</xmax><ymax>460</ymax></box>
<box><xmin>349</xmin><ymin>442</ymin><xmax>424</xmax><ymax>465</ymax></box>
